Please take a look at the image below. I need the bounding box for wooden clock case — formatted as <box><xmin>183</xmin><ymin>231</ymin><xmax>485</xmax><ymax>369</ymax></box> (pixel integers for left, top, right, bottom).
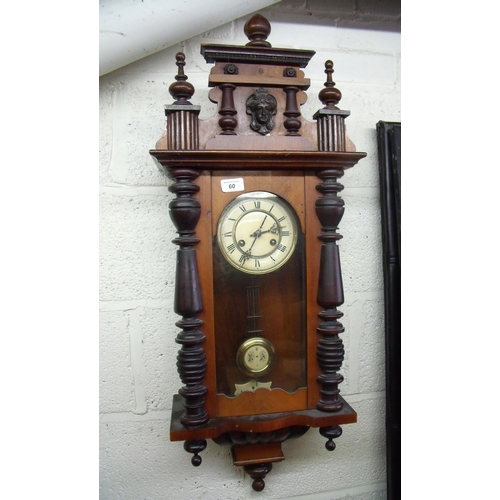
<box><xmin>150</xmin><ymin>14</ymin><xmax>366</xmax><ymax>491</ymax></box>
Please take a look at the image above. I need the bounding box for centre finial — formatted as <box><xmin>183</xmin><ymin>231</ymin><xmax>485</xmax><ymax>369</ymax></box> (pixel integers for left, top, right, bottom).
<box><xmin>244</xmin><ymin>14</ymin><xmax>272</xmax><ymax>47</ymax></box>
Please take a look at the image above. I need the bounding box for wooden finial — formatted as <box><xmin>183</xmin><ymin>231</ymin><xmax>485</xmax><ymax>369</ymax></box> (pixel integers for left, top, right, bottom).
<box><xmin>169</xmin><ymin>52</ymin><xmax>195</xmax><ymax>105</ymax></box>
<box><xmin>318</xmin><ymin>60</ymin><xmax>342</xmax><ymax>109</ymax></box>
<box><xmin>244</xmin><ymin>14</ymin><xmax>272</xmax><ymax>47</ymax></box>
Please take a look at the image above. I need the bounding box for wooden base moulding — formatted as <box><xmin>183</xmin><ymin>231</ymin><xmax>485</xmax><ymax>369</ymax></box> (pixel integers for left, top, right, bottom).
<box><xmin>169</xmin><ymin>394</ymin><xmax>357</xmax><ymax>442</ymax></box>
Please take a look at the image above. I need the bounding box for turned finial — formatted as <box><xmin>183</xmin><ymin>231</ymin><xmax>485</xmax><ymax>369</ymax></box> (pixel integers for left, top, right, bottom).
<box><xmin>169</xmin><ymin>52</ymin><xmax>195</xmax><ymax>105</ymax></box>
<box><xmin>244</xmin><ymin>14</ymin><xmax>272</xmax><ymax>47</ymax></box>
<box><xmin>318</xmin><ymin>60</ymin><xmax>342</xmax><ymax>109</ymax></box>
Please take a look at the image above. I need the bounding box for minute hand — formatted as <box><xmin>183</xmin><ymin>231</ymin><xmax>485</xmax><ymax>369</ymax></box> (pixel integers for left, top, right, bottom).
<box><xmin>247</xmin><ymin>215</ymin><xmax>268</xmax><ymax>253</ymax></box>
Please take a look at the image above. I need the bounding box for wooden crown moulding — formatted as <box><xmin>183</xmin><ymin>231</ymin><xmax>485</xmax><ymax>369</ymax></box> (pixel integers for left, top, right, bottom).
<box><xmin>200</xmin><ymin>45</ymin><xmax>316</xmax><ymax>68</ymax></box>
<box><xmin>149</xmin><ymin>12</ymin><xmax>367</xmax><ymax>493</ymax></box>
<box><xmin>150</xmin><ymin>150</ymin><xmax>367</xmax><ymax>172</ymax></box>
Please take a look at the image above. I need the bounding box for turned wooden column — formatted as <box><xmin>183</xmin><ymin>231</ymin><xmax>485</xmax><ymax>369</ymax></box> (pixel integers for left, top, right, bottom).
<box><xmin>283</xmin><ymin>85</ymin><xmax>302</xmax><ymax>136</ymax></box>
<box><xmin>315</xmin><ymin>167</ymin><xmax>346</xmax><ymax>413</ymax></box>
<box><xmin>168</xmin><ymin>166</ymin><xmax>209</xmax><ymax>463</ymax></box>
<box><xmin>168</xmin><ymin>167</ymin><xmax>209</xmax><ymax>426</ymax></box>
<box><xmin>218</xmin><ymin>82</ymin><xmax>237</xmax><ymax>135</ymax></box>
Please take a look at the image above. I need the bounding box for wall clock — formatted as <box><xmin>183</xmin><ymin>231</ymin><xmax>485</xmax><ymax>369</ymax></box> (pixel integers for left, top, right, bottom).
<box><xmin>150</xmin><ymin>13</ymin><xmax>366</xmax><ymax>491</ymax></box>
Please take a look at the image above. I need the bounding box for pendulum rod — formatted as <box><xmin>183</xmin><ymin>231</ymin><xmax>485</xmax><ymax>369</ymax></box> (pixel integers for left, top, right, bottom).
<box><xmin>246</xmin><ymin>276</ymin><xmax>264</xmax><ymax>336</ymax></box>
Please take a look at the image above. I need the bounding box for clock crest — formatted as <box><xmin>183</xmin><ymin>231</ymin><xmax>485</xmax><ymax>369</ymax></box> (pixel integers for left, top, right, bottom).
<box><xmin>150</xmin><ymin>13</ymin><xmax>366</xmax><ymax>492</ymax></box>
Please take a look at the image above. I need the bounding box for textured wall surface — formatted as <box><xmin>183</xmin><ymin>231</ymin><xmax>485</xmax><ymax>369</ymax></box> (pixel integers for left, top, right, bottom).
<box><xmin>99</xmin><ymin>1</ymin><xmax>400</xmax><ymax>498</ymax></box>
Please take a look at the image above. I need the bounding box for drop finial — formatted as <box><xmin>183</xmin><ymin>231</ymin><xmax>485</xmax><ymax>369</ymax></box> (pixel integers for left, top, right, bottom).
<box><xmin>318</xmin><ymin>60</ymin><xmax>342</xmax><ymax>109</ymax></box>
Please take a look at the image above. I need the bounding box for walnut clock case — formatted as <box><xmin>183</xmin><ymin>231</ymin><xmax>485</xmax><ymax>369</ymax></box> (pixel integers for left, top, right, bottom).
<box><xmin>149</xmin><ymin>14</ymin><xmax>366</xmax><ymax>492</ymax></box>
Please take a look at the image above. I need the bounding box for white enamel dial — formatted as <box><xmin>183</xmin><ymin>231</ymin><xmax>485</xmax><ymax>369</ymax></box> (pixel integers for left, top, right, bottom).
<box><xmin>217</xmin><ymin>192</ymin><xmax>298</xmax><ymax>275</ymax></box>
<box><xmin>244</xmin><ymin>344</ymin><xmax>269</xmax><ymax>371</ymax></box>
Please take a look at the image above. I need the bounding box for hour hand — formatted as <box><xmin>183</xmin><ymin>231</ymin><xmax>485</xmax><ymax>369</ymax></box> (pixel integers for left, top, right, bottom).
<box><xmin>261</xmin><ymin>223</ymin><xmax>279</xmax><ymax>235</ymax></box>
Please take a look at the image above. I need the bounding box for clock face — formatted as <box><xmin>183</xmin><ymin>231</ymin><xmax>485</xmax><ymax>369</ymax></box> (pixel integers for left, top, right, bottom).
<box><xmin>216</xmin><ymin>192</ymin><xmax>298</xmax><ymax>275</ymax></box>
<box><xmin>236</xmin><ymin>338</ymin><xmax>276</xmax><ymax>378</ymax></box>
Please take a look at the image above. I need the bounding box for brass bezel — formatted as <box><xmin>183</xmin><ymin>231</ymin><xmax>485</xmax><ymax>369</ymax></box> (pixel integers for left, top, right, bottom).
<box><xmin>236</xmin><ymin>337</ymin><xmax>276</xmax><ymax>378</ymax></box>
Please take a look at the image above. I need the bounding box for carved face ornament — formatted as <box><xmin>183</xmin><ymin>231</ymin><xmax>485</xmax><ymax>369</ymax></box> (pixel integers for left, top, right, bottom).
<box><xmin>246</xmin><ymin>88</ymin><xmax>278</xmax><ymax>135</ymax></box>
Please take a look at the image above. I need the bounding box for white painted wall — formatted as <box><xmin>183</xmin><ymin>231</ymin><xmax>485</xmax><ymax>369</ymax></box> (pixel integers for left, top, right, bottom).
<box><xmin>99</xmin><ymin>0</ymin><xmax>282</xmax><ymax>76</ymax></box>
<box><xmin>99</xmin><ymin>1</ymin><xmax>400</xmax><ymax>498</ymax></box>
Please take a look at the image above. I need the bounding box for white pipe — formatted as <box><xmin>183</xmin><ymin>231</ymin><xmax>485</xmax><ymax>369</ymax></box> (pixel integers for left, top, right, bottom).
<box><xmin>99</xmin><ymin>0</ymin><xmax>282</xmax><ymax>76</ymax></box>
